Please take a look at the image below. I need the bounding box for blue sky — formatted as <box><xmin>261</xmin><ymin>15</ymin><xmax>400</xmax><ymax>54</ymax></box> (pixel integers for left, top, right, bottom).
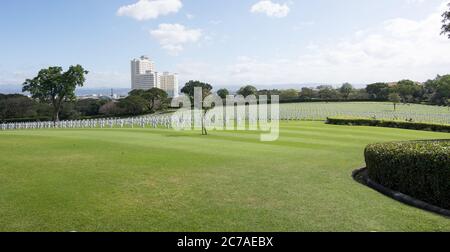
<box><xmin>1</xmin><ymin>0</ymin><xmax>449</xmax><ymax>89</ymax></box>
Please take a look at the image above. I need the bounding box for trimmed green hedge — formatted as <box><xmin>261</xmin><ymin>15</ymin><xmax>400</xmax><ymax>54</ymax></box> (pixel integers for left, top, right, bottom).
<box><xmin>365</xmin><ymin>140</ymin><xmax>450</xmax><ymax>209</ymax></box>
<box><xmin>326</xmin><ymin>117</ymin><xmax>450</xmax><ymax>133</ymax></box>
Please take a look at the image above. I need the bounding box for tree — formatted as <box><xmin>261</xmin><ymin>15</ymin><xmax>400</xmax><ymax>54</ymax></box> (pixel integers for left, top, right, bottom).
<box><xmin>432</xmin><ymin>75</ymin><xmax>450</xmax><ymax>105</ymax></box>
<box><xmin>129</xmin><ymin>88</ymin><xmax>168</xmax><ymax>113</ymax></box>
<box><xmin>99</xmin><ymin>101</ymin><xmax>120</xmax><ymax>116</ymax></box>
<box><xmin>348</xmin><ymin>89</ymin><xmax>369</xmax><ymax>100</ymax></box>
<box><xmin>181</xmin><ymin>80</ymin><xmax>214</xmax><ymax>135</ymax></box>
<box><xmin>22</xmin><ymin>65</ymin><xmax>88</xmax><ymax>123</ymax></box>
<box><xmin>181</xmin><ymin>80</ymin><xmax>213</xmax><ymax>102</ymax></box>
<box><xmin>394</xmin><ymin>80</ymin><xmax>423</xmax><ymax>103</ymax></box>
<box><xmin>442</xmin><ymin>3</ymin><xmax>450</xmax><ymax>39</ymax></box>
<box><xmin>75</xmin><ymin>99</ymin><xmax>105</xmax><ymax>117</ymax></box>
<box><xmin>117</xmin><ymin>95</ymin><xmax>147</xmax><ymax>116</ymax></box>
<box><xmin>389</xmin><ymin>93</ymin><xmax>401</xmax><ymax>111</ymax></box>
<box><xmin>366</xmin><ymin>82</ymin><xmax>389</xmax><ymax>100</ymax></box>
<box><xmin>339</xmin><ymin>83</ymin><xmax>353</xmax><ymax>100</ymax></box>
<box><xmin>0</xmin><ymin>94</ymin><xmax>38</xmax><ymax>121</ymax></box>
<box><xmin>299</xmin><ymin>87</ymin><xmax>316</xmax><ymax>100</ymax></box>
<box><xmin>217</xmin><ymin>89</ymin><xmax>229</xmax><ymax>99</ymax></box>
<box><xmin>318</xmin><ymin>87</ymin><xmax>340</xmax><ymax>100</ymax></box>
<box><xmin>237</xmin><ymin>85</ymin><xmax>258</xmax><ymax>97</ymax></box>
<box><xmin>257</xmin><ymin>89</ymin><xmax>281</xmax><ymax>102</ymax></box>
<box><xmin>280</xmin><ymin>89</ymin><xmax>299</xmax><ymax>100</ymax></box>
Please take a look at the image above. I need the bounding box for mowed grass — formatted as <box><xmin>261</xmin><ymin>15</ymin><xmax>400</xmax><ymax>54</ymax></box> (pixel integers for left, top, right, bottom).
<box><xmin>0</xmin><ymin>121</ymin><xmax>450</xmax><ymax>232</ymax></box>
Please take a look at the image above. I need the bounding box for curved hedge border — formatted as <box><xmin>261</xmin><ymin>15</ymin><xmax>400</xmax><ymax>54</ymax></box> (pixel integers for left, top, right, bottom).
<box><xmin>326</xmin><ymin>117</ymin><xmax>450</xmax><ymax>133</ymax></box>
<box><xmin>365</xmin><ymin>140</ymin><xmax>450</xmax><ymax>210</ymax></box>
<box><xmin>352</xmin><ymin>167</ymin><xmax>450</xmax><ymax>217</ymax></box>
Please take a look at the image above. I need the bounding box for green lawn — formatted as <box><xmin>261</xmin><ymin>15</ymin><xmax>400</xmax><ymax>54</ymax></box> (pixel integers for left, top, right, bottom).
<box><xmin>0</xmin><ymin>121</ymin><xmax>449</xmax><ymax>231</ymax></box>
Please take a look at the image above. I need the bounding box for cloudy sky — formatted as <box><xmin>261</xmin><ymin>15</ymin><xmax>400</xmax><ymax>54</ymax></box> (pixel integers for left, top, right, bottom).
<box><xmin>1</xmin><ymin>0</ymin><xmax>449</xmax><ymax>89</ymax></box>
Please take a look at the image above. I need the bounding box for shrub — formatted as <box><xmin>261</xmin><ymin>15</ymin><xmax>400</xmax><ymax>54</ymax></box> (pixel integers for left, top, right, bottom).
<box><xmin>326</xmin><ymin>117</ymin><xmax>450</xmax><ymax>133</ymax></box>
<box><xmin>365</xmin><ymin>140</ymin><xmax>450</xmax><ymax>209</ymax></box>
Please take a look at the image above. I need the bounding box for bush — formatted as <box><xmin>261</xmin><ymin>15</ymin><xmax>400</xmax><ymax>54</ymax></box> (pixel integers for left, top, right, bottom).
<box><xmin>326</xmin><ymin>117</ymin><xmax>450</xmax><ymax>133</ymax></box>
<box><xmin>365</xmin><ymin>140</ymin><xmax>450</xmax><ymax>209</ymax></box>
<box><xmin>1</xmin><ymin>117</ymin><xmax>52</xmax><ymax>123</ymax></box>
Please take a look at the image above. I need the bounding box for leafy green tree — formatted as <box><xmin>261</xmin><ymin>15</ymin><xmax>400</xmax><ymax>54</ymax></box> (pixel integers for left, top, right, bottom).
<box><xmin>431</xmin><ymin>75</ymin><xmax>450</xmax><ymax>105</ymax></box>
<box><xmin>237</xmin><ymin>85</ymin><xmax>258</xmax><ymax>97</ymax></box>
<box><xmin>318</xmin><ymin>87</ymin><xmax>340</xmax><ymax>100</ymax></box>
<box><xmin>181</xmin><ymin>81</ymin><xmax>214</xmax><ymax>135</ymax></box>
<box><xmin>436</xmin><ymin>75</ymin><xmax>450</xmax><ymax>97</ymax></box>
<box><xmin>257</xmin><ymin>89</ymin><xmax>281</xmax><ymax>102</ymax></box>
<box><xmin>99</xmin><ymin>101</ymin><xmax>120</xmax><ymax>116</ymax></box>
<box><xmin>75</xmin><ymin>99</ymin><xmax>105</xmax><ymax>117</ymax></box>
<box><xmin>129</xmin><ymin>88</ymin><xmax>168</xmax><ymax>113</ymax></box>
<box><xmin>339</xmin><ymin>83</ymin><xmax>353</xmax><ymax>100</ymax></box>
<box><xmin>280</xmin><ymin>89</ymin><xmax>299</xmax><ymax>100</ymax></box>
<box><xmin>366</xmin><ymin>83</ymin><xmax>389</xmax><ymax>100</ymax></box>
<box><xmin>0</xmin><ymin>94</ymin><xmax>38</xmax><ymax>121</ymax></box>
<box><xmin>181</xmin><ymin>80</ymin><xmax>213</xmax><ymax>102</ymax></box>
<box><xmin>22</xmin><ymin>65</ymin><xmax>88</xmax><ymax>123</ymax></box>
<box><xmin>394</xmin><ymin>80</ymin><xmax>423</xmax><ymax>103</ymax></box>
<box><xmin>117</xmin><ymin>95</ymin><xmax>147</xmax><ymax>116</ymax></box>
<box><xmin>299</xmin><ymin>87</ymin><xmax>316</xmax><ymax>100</ymax></box>
<box><xmin>217</xmin><ymin>89</ymin><xmax>229</xmax><ymax>99</ymax></box>
<box><xmin>348</xmin><ymin>89</ymin><xmax>369</xmax><ymax>100</ymax></box>
<box><xmin>442</xmin><ymin>3</ymin><xmax>450</xmax><ymax>39</ymax></box>
<box><xmin>389</xmin><ymin>93</ymin><xmax>401</xmax><ymax>111</ymax></box>
<box><xmin>60</xmin><ymin>102</ymin><xmax>80</xmax><ymax>120</ymax></box>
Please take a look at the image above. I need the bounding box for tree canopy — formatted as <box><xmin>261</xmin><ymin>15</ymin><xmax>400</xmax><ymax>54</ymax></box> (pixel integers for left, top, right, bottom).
<box><xmin>339</xmin><ymin>83</ymin><xmax>353</xmax><ymax>100</ymax></box>
<box><xmin>389</xmin><ymin>93</ymin><xmax>401</xmax><ymax>111</ymax></box>
<box><xmin>181</xmin><ymin>80</ymin><xmax>213</xmax><ymax>102</ymax></box>
<box><xmin>442</xmin><ymin>3</ymin><xmax>450</xmax><ymax>39</ymax></box>
<box><xmin>217</xmin><ymin>89</ymin><xmax>230</xmax><ymax>99</ymax></box>
<box><xmin>22</xmin><ymin>65</ymin><xmax>88</xmax><ymax>122</ymax></box>
<box><xmin>237</xmin><ymin>85</ymin><xmax>258</xmax><ymax>97</ymax></box>
<box><xmin>366</xmin><ymin>83</ymin><xmax>390</xmax><ymax>100</ymax></box>
<box><xmin>129</xmin><ymin>88</ymin><xmax>168</xmax><ymax>113</ymax></box>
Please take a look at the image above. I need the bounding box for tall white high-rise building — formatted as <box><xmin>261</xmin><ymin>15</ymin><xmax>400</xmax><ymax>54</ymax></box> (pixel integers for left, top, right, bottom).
<box><xmin>130</xmin><ymin>56</ymin><xmax>179</xmax><ymax>97</ymax></box>
<box><xmin>159</xmin><ymin>72</ymin><xmax>179</xmax><ymax>97</ymax></box>
<box><xmin>131</xmin><ymin>56</ymin><xmax>158</xmax><ymax>90</ymax></box>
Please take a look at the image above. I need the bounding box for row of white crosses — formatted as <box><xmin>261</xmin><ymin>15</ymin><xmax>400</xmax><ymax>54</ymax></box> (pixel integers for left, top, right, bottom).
<box><xmin>0</xmin><ymin>115</ymin><xmax>173</xmax><ymax>131</ymax></box>
<box><xmin>278</xmin><ymin>106</ymin><xmax>450</xmax><ymax>124</ymax></box>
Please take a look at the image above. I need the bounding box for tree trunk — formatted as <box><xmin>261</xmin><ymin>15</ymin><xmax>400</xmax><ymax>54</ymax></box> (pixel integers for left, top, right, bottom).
<box><xmin>53</xmin><ymin>101</ymin><xmax>61</xmax><ymax>126</ymax></box>
<box><xmin>394</xmin><ymin>103</ymin><xmax>396</xmax><ymax>111</ymax></box>
<box><xmin>53</xmin><ymin>108</ymin><xmax>60</xmax><ymax>125</ymax></box>
<box><xmin>201</xmin><ymin>110</ymin><xmax>208</xmax><ymax>135</ymax></box>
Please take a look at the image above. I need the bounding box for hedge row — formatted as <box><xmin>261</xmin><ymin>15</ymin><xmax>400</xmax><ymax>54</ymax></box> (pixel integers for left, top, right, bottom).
<box><xmin>326</xmin><ymin>117</ymin><xmax>450</xmax><ymax>133</ymax></box>
<box><xmin>0</xmin><ymin>117</ymin><xmax>52</xmax><ymax>123</ymax></box>
<box><xmin>365</xmin><ymin>140</ymin><xmax>450</xmax><ymax>209</ymax></box>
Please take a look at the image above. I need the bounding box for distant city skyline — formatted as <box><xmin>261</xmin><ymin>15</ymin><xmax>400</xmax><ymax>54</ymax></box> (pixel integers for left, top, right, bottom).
<box><xmin>1</xmin><ymin>0</ymin><xmax>450</xmax><ymax>89</ymax></box>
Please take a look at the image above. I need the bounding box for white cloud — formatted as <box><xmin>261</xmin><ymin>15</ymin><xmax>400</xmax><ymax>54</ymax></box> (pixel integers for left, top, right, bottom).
<box><xmin>150</xmin><ymin>23</ymin><xmax>202</xmax><ymax>55</ymax></box>
<box><xmin>250</xmin><ymin>0</ymin><xmax>290</xmax><ymax>18</ymax></box>
<box><xmin>178</xmin><ymin>3</ymin><xmax>450</xmax><ymax>87</ymax></box>
<box><xmin>117</xmin><ymin>0</ymin><xmax>182</xmax><ymax>21</ymax></box>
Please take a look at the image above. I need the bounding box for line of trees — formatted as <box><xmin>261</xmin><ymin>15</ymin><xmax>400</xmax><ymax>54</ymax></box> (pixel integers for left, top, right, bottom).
<box><xmin>1</xmin><ymin>65</ymin><xmax>449</xmax><ymax>123</ymax></box>
<box><xmin>0</xmin><ymin>89</ymin><xmax>172</xmax><ymax>123</ymax></box>
<box><xmin>213</xmin><ymin>75</ymin><xmax>450</xmax><ymax>107</ymax></box>
<box><xmin>1</xmin><ymin>65</ymin><xmax>171</xmax><ymax>123</ymax></box>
